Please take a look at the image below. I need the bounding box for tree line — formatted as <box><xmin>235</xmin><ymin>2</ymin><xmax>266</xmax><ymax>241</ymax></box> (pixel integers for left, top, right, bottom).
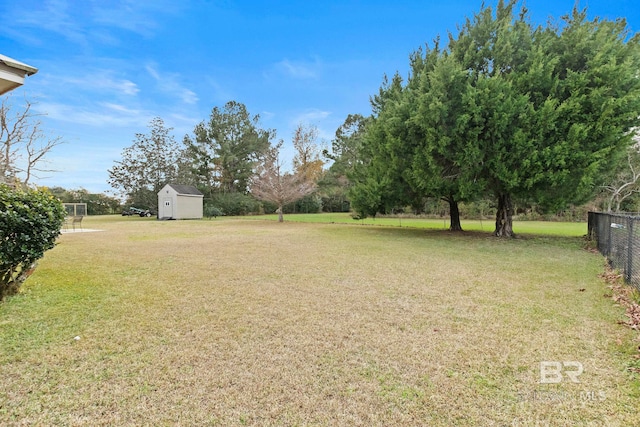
<box><xmin>108</xmin><ymin>102</ymin><xmax>329</xmax><ymax>220</ymax></box>
<box><xmin>107</xmin><ymin>1</ymin><xmax>640</xmax><ymax>235</ymax></box>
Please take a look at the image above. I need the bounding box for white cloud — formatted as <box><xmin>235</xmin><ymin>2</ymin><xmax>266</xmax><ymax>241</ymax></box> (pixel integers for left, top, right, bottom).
<box><xmin>35</xmin><ymin>147</ymin><xmax>121</xmax><ymax>193</ymax></box>
<box><xmin>166</xmin><ymin>112</ymin><xmax>202</xmax><ymax>137</ymax></box>
<box><xmin>91</xmin><ymin>75</ymin><xmax>139</xmax><ymax>96</ymax></box>
<box><xmin>283</xmin><ymin>109</ymin><xmax>335</xmax><ymax>146</ymax></box>
<box><xmin>92</xmin><ymin>9</ymin><xmax>158</xmax><ymax>37</ymax></box>
<box><xmin>203</xmin><ymin>77</ymin><xmax>235</xmax><ymax>104</ymax></box>
<box><xmin>274</xmin><ymin>58</ymin><xmax>322</xmax><ymax>80</ymax></box>
<box><xmin>3</xmin><ymin>0</ymin><xmax>181</xmax><ymax>48</ymax></box>
<box><xmin>291</xmin><ymin>109</ymin><xmax>332</xmax><ymax>125</ymax></box>
<box><xmin>14</xmin><ymin>0</ymin><xmax>88</xmax><ymax>45</ymax></box>
<box><xmin>35</xmin><ymin>101</ymin><xmax>150</xmax><ymax>128</ymax></box>
<box><xmin>92</xmin><ymin>0</ymin><xmax>183</xmax><ymax>37</ymax></box>
<box><xmin>100</xmin><ymin>102</ymin><xmax>143</xmax><ymax>115</ymax></box>
<box><xmin>63</xmin><ymin>71</ymin><xmax>140</xmax><ymax>96</ymax></box>
<box><xmin>146</xmin><ymin>64</ymin><xmax>199</xmax><ymax>104</ymax></box>
<box><xmin>260</xmin><ymin>111</ymin><xmax>275</xmax><ymax>121</ymax></box>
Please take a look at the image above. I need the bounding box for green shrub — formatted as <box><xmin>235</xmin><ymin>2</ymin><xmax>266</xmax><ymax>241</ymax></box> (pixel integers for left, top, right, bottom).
<box><xmin>0</xmin><ymin>185</ymin><xmax>65</xmax><ymax>300</ymax></box>
<box><xmin>285</xmin><ymin>194</ymin><xmax>322</xmax><ymax>214</ymax></box>
<box><xmin>259</xmin><ymin>200</ymin><xmax>279</xmax><ymax>214</ymax></box>
<box><xmin>204</xmin><ymin>205</ymin><xmax>224</xmax><ymax>218</ymax></box>
<box><xmin>210</xmin><ymin>193</ymin><xmax>261</xmax><ymax>216</ymax></box>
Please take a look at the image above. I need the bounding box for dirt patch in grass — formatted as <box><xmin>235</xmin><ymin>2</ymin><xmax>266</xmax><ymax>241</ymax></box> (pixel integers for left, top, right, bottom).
<box><xmin>1</xmin><ymin>217</ymin><xmax>638</xmax><ymax>426</ymax></box>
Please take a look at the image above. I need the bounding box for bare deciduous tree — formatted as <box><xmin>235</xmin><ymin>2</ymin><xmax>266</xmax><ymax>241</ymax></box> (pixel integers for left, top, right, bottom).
<box><xmin>292</xmin><ymin>123</ymin><xmax>325</xmax><ymax>182</ymax></box>
<box><xmin>602</xmin><ymin>134</ymin><xmax>640</xmax><ymax>212</ymax></box>
<box><xmin>0</xmin><ymin>95</ymin><xmax>63</xmax><ymax>187</ymax></box>
<box><xmin>251</xmin><ymin>141</ymin><xmax>316</xmax><ymax>222</ymax></box>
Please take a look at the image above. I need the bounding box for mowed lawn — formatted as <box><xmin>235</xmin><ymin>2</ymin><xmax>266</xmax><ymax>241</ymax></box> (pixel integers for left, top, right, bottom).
<box><xmin>1</xmin><ymin>216</ymin><xmax>639</xmax><ymax>426</ymax></box>
<box><xmin>258</xmin><ymin>212</ymin><xmax>588</xmax><ymax>237</ymax></box>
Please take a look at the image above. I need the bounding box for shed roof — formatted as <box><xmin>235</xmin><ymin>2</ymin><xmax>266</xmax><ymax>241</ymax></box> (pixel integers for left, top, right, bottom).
<box><xmin>166</xmin><ymin>184</ymin><xmax>203</xmax><ymax>196</ymax></box>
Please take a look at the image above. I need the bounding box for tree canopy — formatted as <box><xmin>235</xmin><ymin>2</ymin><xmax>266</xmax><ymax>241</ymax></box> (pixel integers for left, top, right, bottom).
<box><xmin>351</xmin><ymin>0</ymin><xmax>640</xmax><ymax>236</ymax></box>
<box><xmin>108</xmin><ymin>117</ymin><xmax>182</xmax><ymax>210</ymax></box>
<box><xmin>320</xmin><ymin>114</ymin><xmax>370</xmax><ymax>212</ymax></box>
<box><xmin>292</xmin><ymin>123</ymin><xmax>325</xmax><ymax>183</ymax></box>
<box><xmin>184</xmin><ymin>101</ymin><xmax>273</xmax><ymax>195</ymax></box>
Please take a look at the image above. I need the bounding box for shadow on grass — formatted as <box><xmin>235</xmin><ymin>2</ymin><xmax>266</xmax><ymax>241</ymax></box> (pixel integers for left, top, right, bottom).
<box><xmin>326</xmin><ymin>221</ymin><xmax>589</xmax><ymax>250</ymax></box>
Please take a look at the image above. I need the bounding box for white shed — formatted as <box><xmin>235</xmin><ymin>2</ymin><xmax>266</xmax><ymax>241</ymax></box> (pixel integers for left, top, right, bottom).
<box><xmin>157</xmin><ymin>184</ymin><xmax>203</xmax><ymax>220</ymax></box>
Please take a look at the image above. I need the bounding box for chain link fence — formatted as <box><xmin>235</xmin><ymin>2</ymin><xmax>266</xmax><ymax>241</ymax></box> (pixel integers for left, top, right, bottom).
<box><xmin>588</xmin><ymin>212</ymin><xmax>640</xmax><ymax>290</ymax></box>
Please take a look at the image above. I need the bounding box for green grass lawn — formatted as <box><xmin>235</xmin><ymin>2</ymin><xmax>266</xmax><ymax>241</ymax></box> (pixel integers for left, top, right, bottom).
<box><xmin>257</xmin><ymin>212</ymin><xmax>588</xmax><ymax>237</ymax></box>
<box><xmin>0</xmin><ymin>215</ymin><xmax>637</xmax><ymax>426</ymax></box>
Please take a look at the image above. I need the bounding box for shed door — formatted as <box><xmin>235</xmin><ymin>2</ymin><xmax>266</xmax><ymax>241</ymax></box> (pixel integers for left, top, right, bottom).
<box><xmin>163</xmin><ymin>198</ymin><xmax>173</xmax><ymax>218</ymax></box>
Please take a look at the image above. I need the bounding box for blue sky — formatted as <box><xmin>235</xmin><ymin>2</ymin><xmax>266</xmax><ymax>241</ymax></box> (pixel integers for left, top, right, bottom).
<box><xmin>2</xmin><ymin>0</ymin><xmax>639</xmax><ymax>194</ymax></box>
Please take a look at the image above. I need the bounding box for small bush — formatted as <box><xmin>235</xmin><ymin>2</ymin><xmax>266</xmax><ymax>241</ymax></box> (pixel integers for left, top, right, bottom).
<box><xmin>210</xmin><ymin>193</ymin><xmax>261</xmax><ymax>216</ymax></box>
<box><xmin>260</xmin><ymin>200</ymin><xmax>279</xmax><ymax>214</ymax></box>
<box><xmin>204</xmin><ymin>205</ymin><xmax>224</xmax><ymax>218</ymax></box>
<box><xmin>285</xmin><ymin>194</ymin><xmax>322</xmax><ymax>214</ymax></box>
<box><xmin>0</xmin><ymin>185</ymin><xmax>65</xmax><ymax>300</ymax></box>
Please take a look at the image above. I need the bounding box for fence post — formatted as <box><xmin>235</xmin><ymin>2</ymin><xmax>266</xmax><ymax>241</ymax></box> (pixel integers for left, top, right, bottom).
<box><xmin>607</xmin><ymin>215</ymin><xmax>612</xmax><ymax>257</ymax></box>
<box><xmin>627</xmin><ymin>219</ymin><xmax>634</xmax><ymax>283</ymax></box>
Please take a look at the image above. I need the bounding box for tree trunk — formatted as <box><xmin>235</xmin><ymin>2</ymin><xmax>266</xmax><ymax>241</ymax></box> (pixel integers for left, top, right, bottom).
<box><xmin>606</xmin><ymin>195</ymin><xmax>614</xmax><ymax>213</ymax></box>
<box><xmin>277</xmin><ymin>206</ymin><xmax>284</xmax><ymax>222</ymax></box>
<box><xmin>1</xmin><ymin>262</ymin><xmax>37</xmax><ymax>301</ymax></box>
<box><xmin>494</xmin><ymin>193</ymin><xmax>515</xmax><ymax>237</ymax></box>
<box><xmin>448</xmin><ymin>197</ymin><xmax>463</xmax><ymax>231</ymax></box>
